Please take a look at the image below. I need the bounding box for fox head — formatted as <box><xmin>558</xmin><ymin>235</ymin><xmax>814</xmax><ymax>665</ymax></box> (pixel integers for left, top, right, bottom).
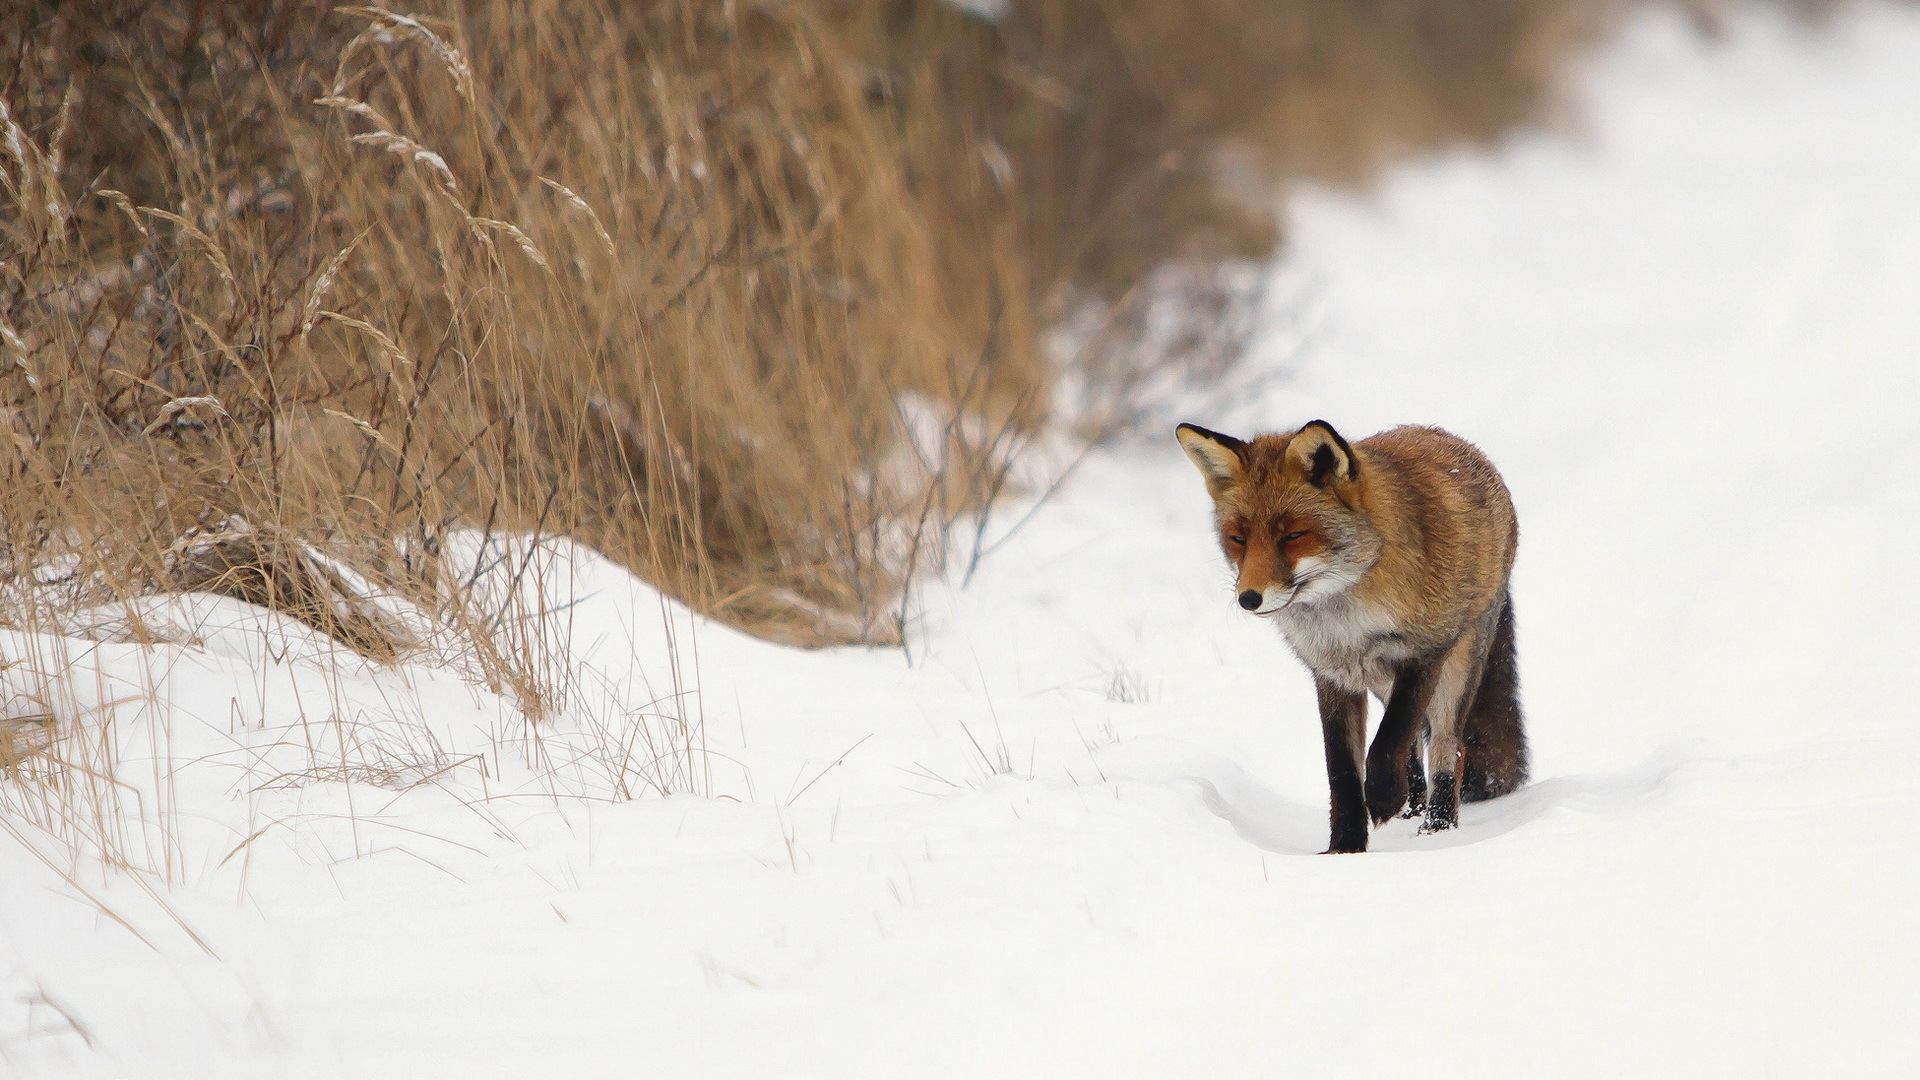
<box><xmin>1175</xmin><ymin>420</ymin><xmax>1383</xmax><ymax>614</ymax></box>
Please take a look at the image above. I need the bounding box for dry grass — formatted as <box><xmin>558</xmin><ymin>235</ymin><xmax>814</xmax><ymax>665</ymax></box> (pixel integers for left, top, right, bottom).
<box><xmin>2</xmin><ymin>0</ymin><xmax>1623</xmax><ymax>911</ymax></box>
<box><xmin>5</xmin><ymin>0</ymin><xmax>994</xmax><ymax>670</ymax></box>
<box><xmin>0</xmin><ymin>0</ymin><xmax>1624</xmax><ymax>924</ymax></box>
<box><xmin>0</xmin><ymin>710</ymin><xmax>54</xmax><ymax>770</ymax></box>
<box><xmin>0</xmin><ymin>634</ymin><xmax>191</xmax><ymax>895</ymax></box>
<box><xmin>2</xmin><ymin>0</ymin><xmax>1624</xmax><ymax>902</ymax></box>
<box><xmin>0</xmin><ymin>0</ymin><xmax>1616</xmax><ymax>675</ymax></box>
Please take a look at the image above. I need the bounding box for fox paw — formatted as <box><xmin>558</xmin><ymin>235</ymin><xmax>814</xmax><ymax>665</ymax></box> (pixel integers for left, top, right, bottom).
<box><xmin>1417</xmin><ymin>802</ymin><xmax>1458</xmax><ymax>834</ymax></box>
<box><xmin>1418</xmin><ymin>772</ymin><xmax>1459</xmax><ymax>834</ymax></box>
<box><xmin>1364</xmin><ymin>780</ymin><xmax>1406</xmax><ymax>825</ymax></box>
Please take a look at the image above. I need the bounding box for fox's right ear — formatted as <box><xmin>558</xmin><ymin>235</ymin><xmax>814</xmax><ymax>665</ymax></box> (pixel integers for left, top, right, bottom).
<box><xmin>1175</xmin><ymin>423</ymin><xmax>1246</xmax><ymax>499</ymax></box>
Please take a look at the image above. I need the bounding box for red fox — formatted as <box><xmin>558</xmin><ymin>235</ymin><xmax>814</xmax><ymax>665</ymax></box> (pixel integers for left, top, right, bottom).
<box><xmin>1176</xmin><ymin>420</ymin><xmax>1527</xmax><ymax>853</ymax></box>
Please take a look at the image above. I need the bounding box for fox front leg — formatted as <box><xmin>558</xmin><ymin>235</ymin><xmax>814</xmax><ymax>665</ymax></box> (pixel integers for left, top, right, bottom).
<box><xmin>1365</xmin><ymin>661</ymin><xmax>1440</xmax><ymax>825</ymax></box>
<box><xmin>1315</xmin><ymin>680</ymin><xmax>1369</xmax><ymax>853</ymax></box>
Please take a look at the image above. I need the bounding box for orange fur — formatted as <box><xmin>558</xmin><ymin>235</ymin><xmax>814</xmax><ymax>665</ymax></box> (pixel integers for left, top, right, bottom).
<box><xmin>1176</xmin><ymin>419</ymin><xmax>1528</xmax><ymax>851</ymax></box>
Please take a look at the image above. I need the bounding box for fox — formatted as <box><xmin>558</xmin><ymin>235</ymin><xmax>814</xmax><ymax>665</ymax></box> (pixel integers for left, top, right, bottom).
<box><xmin>1175</xmin><ymin>419</ymin><xmax>1527</xmax><ymax>853</ymax></box>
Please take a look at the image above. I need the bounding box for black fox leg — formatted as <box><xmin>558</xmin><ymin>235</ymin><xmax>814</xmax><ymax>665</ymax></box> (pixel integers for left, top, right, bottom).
<box><xmin>1365</xmin><ymin>662</ymin><xmax>1438</xmax><ymax>825</ymax></box>
<box><xmin>1316</xmin><ymin>680</ymin><xmax>1368</xmax><ymax>853</ymax></box>
<box><xmin>1399</xmin><ymin>731</ymin><xmax>1428</xmax><ymax>819</ymax></box>
<box><xmin>1423</xmin><ymin>771</ymin><xmax>1460</xmax><ymax>831</ymax></box>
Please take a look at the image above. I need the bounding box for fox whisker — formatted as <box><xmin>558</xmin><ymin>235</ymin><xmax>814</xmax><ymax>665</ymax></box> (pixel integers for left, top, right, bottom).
<box><xmin>1255</xmin><ymin>582</ymin><xmax>1305</xmax><ymax>616</ymax></box>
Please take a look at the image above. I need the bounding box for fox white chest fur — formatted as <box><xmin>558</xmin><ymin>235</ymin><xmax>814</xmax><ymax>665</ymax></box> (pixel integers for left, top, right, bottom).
<box><xmin>1272</xmin><ymin>596</ymin><xmax>1411</xmax><ymax>700</ymax></box>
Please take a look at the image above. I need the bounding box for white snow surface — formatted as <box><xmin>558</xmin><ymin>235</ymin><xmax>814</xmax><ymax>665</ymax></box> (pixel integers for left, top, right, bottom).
<box><xmin>6</xmin><ymin>6</ymin><xmax>1920</xmax><ymax>1076</ymax></box>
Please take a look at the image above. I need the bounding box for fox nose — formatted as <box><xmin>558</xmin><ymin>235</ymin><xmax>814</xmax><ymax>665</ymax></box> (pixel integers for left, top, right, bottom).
<box><xmin>1237</xmin><ymin>589</ymin><xmax>1262</xmax><ymax>611</ymax></box>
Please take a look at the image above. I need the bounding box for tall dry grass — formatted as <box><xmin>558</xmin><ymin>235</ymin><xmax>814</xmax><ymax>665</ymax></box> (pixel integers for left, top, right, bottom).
<box><xmin>0</xmin><ymin>0</ymin><xmax>1632</xmax><ymax>961</ymax></box>
<box><xmin>0</xmin><ymin>0</ymin><xmax>1612</xmax><ymax>678</ymax></box>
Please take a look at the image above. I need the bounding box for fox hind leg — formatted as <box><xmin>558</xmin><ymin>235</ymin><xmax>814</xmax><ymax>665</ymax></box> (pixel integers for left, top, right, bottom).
<box><xmin>1460</xmin><ymin>592</ymin><xmax>1528</xmax><ymax>803</ymax></box>
<box><xmin>1399</xmin><ymin>729</ymin><xmax>1428</xmax><ymax>819</ymax></box>
<box><xmin>1417</xmin><ymin>617</ymin><xmax>1495</xmax><ymax>834</ymax></box>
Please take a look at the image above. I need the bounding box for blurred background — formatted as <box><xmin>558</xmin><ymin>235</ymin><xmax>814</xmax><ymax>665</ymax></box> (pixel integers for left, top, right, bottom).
<box><xmin>0</xmin><ymin>0</ymin><xmax>1868</xmax><ymax>665</ymax></box>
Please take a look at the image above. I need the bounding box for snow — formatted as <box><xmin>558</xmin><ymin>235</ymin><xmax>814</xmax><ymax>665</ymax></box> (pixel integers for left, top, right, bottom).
<box><xmin>6</xmin><ymin>4</ymin><xmax>1920</xmax><ymax>1076</ymax></box>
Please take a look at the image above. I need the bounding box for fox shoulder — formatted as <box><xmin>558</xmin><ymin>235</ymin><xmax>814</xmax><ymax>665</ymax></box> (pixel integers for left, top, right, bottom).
<box><xmin>1357</xmin><ymin>425</ymin><xmax>1515</xmax><ymax>541</ymax></box>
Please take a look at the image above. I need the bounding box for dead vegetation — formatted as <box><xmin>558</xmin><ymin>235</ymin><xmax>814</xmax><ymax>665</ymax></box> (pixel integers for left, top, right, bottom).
<box><xmin>0</xmin><ymin>0</ymin><xmax>1612</xmax><ymax>688</ymax></box>
<box><xmin>0</xmin><ymin>709</ymin><xmax>54</xmax><ymax>771</ymax></box>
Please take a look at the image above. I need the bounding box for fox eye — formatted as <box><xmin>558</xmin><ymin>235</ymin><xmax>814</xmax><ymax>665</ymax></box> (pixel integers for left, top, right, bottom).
<box><xmin>1282</xmin><ymin>530</ymin><xmax>1308</xmax><ymax>543</ymax></box>
<box><xmin>1227</xmin><ymin>535</ymin><xmax>1246</xmax><ymax>546</ymax></box>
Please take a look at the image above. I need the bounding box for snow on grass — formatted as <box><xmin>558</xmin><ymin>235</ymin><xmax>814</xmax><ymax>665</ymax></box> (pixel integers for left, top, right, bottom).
<box><xmin>6</xmin><ymin>4</ymin><xmax>1920</xmax><ymax>1076</ymax></box>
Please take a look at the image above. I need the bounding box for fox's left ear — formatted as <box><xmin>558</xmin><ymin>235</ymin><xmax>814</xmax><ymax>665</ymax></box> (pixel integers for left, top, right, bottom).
<box><xmin>1175</xmin><ymin>423</ymin><xmax>1246</xmax><ymax>499</ymax></box>
<box><xmin>1288</xmin><ymin>420</ymin><xmax>1358</xmax><ymax>487</ymax></box>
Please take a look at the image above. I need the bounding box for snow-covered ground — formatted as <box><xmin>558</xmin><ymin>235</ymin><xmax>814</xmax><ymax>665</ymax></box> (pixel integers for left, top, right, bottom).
<box><xmin>6</xmin><ymin>5</ymin><xmax>1920</xmax><ymax>1076</ymax></box>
